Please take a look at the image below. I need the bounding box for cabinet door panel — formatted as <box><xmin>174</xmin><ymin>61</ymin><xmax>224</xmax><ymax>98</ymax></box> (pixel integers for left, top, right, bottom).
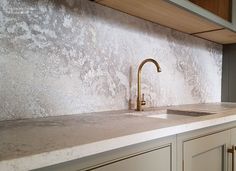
<box><xmin>183</xmin><ymin>130</ymin><xmax>230</xmax><ymax>171</ymax></box>
<box><xmin>230</xmin><ymin>128</ymin><xmax>236</xmax><ymax>171</ymax></box>
<box><xmin>191</xmin><ymin>147</ymin><xmax>223</xmax><ymax>171</ymax></box>
<box><xmin>92</xmin><ymin>146</ymin><xmax>171</xmax><ymax>171</ymax></box>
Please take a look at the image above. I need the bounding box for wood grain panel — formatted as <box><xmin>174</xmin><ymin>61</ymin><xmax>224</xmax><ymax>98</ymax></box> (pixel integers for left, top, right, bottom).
<box><xmin>194</xmin><ymin>29</ymin><xmax>236</xmax><ymax>44</ymax></box>
<box><xmin>96</xmin><ymin>0</ymin><xmax>222</xmax><ymax>34</ymax></box>
<box><xmin>189</xmin><ymin>0</ymin><xmax>232</xmax><ymax>21</ymax></box>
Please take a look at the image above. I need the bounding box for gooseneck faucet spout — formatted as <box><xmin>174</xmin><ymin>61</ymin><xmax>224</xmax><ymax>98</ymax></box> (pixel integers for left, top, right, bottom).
<box><xmin>136</xmin><ymin>58</ymin><xmax>161</xmax><ymax>111</ymax></box>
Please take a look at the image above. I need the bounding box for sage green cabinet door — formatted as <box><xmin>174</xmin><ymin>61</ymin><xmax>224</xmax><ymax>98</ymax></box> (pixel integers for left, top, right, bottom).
<box><xmin>92</xmin><ymin>145</ymin><xmax>171</xmax><ymax>171</ymax></box>
<box><xmin>230</xmin><ymin>128</ymin><xmax>236</xmax><ymax>171</ymax></box>
<box><xmin>183</xmin><ymin>130</ymin><xmax>230</xmax><ymax>171</ymax></box>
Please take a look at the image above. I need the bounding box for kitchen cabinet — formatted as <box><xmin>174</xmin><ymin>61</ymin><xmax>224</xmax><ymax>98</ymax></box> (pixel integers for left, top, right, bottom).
<box><xmin>183</xmin><ymin>130</ymin><xmax>230</xmax><ymax>171</ymax></box>
<box><xmin>94</xmin><ymin>0</ymin><xmax>236</xmax><ymax>44</ymax></box>
<box><xmin>95</xmin><ymin>0</ymin><xmax>222</xmax><ymax>34</ymax></box>
<box><xmin>229</xmin><ymin>128</ymin><xmax>236</xmax><ymax>171</ymax></box>
<box><xmin>33</xmin><ymin>120</ymin><xmax>236</xmax><ymax>171</ymax></box>
<box><xmin>177</xmin><ymin>122</ymin><xmax>236</xmax><ymax>171</ymax></box>
<box><xmin>195</xmin><ymin>29</ymin><xmax>236</xmax><ymax>44</ymax></box>
<box><xmin>33</xmin><ymin>136</ymin><xmax>176</xmax><ymax>171</ymax></box>
<box><xmin>189</xmin><ymin>0</ymin><xmax>232</xmax><ymax>21</ymax></box>
<box><xmin>92</xmin><ymin>145</ymin><xmax>171</xmax><ymax>171</ymax></box>
<box><xmin>34</xmin><ymin>122</ymin><xmax>236</xmax><ymax>171</ymax></box>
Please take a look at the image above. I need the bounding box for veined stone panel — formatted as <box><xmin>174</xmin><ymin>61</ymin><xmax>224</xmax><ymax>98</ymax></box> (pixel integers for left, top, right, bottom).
<box><xmin>0</xmin><ymin>0</ymin><xmax>222</xmax><ymax>120</ymax></box>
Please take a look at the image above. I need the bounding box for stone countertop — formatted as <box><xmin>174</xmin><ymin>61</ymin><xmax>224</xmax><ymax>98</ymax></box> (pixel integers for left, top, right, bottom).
<box><xmin>1</xmin><ymin>103</ymin><xmax>236</xmax><ymax>171</ymax></box>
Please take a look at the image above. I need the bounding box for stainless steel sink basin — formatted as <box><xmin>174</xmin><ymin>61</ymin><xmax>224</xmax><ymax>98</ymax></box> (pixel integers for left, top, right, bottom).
<box><xmin>125</xmin><ymin>109</ymin><xmax>216</xmax><ymax>120</ymax></box>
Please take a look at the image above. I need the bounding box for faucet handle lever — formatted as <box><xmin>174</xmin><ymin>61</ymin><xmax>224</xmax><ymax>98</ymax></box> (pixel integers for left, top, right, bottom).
<box><xmin>141</xmin><ymin>93</ymin><xmax>146</xmax><ymax>106</ymax></box>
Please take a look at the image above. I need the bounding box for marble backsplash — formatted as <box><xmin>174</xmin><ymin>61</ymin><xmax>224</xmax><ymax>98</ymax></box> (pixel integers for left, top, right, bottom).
<box><xmin>0</xmin><ymin>0</ymin><xmax>222</xmax><ymax>121</ymax></box>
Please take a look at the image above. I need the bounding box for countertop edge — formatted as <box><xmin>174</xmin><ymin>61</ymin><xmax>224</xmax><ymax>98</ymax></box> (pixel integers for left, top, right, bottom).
<box><xmin>1</xmin><ymin>113</ymin><xmax>236</xmax><ymax>171</ymax></box>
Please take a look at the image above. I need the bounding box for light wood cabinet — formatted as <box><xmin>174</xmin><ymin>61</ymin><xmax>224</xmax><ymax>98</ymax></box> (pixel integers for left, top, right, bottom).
<box><xmin>194</xmin><ymin>29</ymin><xmax>236</xmax><ymax>44</ymax></box>
<box><xmin>95</xmin><ymin>0</ymin><xmax>236</xmax><ymax>44</ymax></box>
<box><xmin>95</xmin><ymin>0</ymin><xmax>222</xmax><ymax>34</ymax></box>
<box><xmin>189</xmin><ymin>0</ymin><xmax>232</xmax><ymax>21</ymax></box>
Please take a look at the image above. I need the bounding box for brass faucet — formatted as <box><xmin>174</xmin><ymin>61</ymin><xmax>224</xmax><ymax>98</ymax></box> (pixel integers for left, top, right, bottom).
<box><xmin>136</xmin><ymin>58</ymin><xmax>161</xmax><ymax>111</ymax></box>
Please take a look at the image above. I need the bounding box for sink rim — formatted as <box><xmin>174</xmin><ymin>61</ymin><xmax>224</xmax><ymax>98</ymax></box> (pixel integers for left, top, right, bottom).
<box><xmin>124</xmin><ymin>109</ymin><xmax>217</xmax><ymax>119</ymax></box>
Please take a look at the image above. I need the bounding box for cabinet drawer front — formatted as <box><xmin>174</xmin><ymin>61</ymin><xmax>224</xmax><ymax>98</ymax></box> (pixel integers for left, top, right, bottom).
<box><xmin>92</xmin><ymin>145</ymin><xmax>171</xmax><ymax>171</ymax></box>
<box><xmin>183</xmin><ymin>130</ymin><xmax>230</xmax><ymax>171</ymax></box>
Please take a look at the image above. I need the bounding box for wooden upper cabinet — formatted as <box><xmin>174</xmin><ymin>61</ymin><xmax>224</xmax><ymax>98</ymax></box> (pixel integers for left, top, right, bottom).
<box><xmin>189</xmin><ymin>0</ymin><xmax>232</xmax><ymax>22</ymax></box>
<box><xmin>195</xmin><ymin>29</ymin><xmax>236</xmax><ymax>44</ymax></box>
<box><xmin>96</xmin><ymin>0</ymin><xmax>222</xmax><ymax>34</ymax></box>
<box><xmin>95</xmin><ymin>0</ymin><xmax>236</xmax><ymax>44</ymax></box>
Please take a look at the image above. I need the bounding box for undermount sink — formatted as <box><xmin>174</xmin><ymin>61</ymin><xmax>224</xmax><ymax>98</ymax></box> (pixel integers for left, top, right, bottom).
<box><xmin>146</xmin><ymin>113</ymin><xmax>193</xmax><ymax>120</ymax></box>
<box><xmin>125</xmin><ymin>109</ymin><xmax>216</xmax><ymax>120</ymax></box>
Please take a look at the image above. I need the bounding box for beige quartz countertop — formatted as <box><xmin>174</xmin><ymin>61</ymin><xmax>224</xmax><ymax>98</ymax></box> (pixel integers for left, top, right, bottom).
<box><xmin>1</xmin><ymin>103</ymin><xmax>236</xmax><ymax>171</ymax></box>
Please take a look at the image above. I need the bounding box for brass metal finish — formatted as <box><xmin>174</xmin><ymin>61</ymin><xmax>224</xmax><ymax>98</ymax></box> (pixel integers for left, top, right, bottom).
<box><xmin>228</xmin><ymin>145</ymin><xmax>235</xmax><ymax>171</ymax></box>
<box><xmin>136</xmin><ymin>58</ymin><xmax>161</xmax><ymax>111</ymax></box>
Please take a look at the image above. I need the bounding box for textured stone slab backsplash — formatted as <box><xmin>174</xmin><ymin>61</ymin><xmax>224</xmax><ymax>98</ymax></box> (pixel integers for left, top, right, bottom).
<box><xmin>0</xmin><ymin>0</ymin><xmax>222</xmax><ymax>121</ymax></box>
